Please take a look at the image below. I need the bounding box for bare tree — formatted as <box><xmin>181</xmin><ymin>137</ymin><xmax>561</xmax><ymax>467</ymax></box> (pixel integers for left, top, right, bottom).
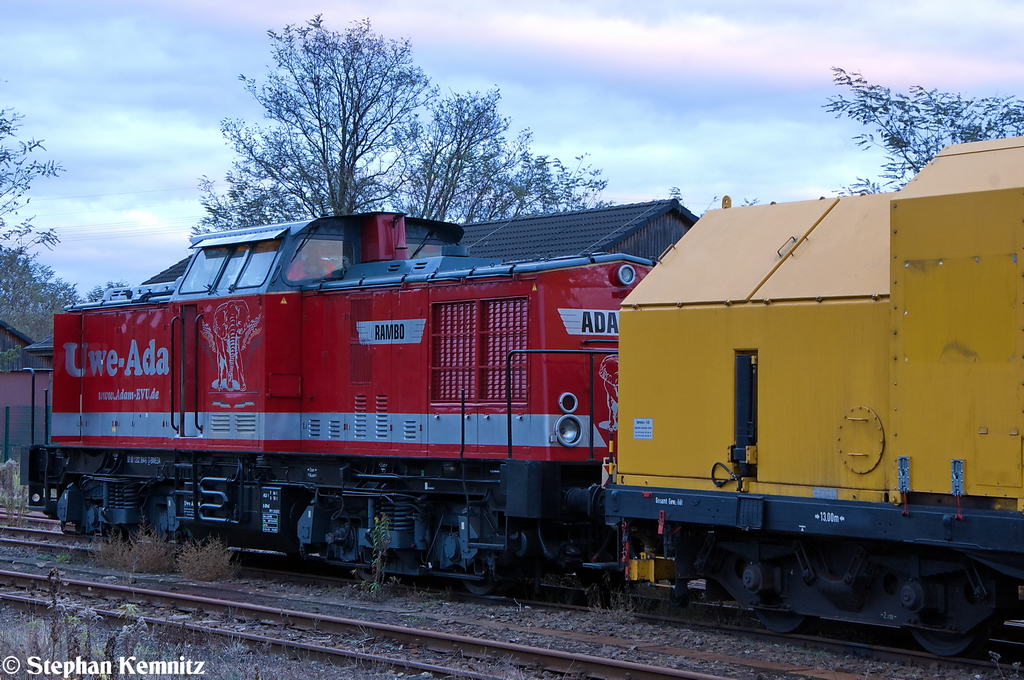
<box><xmin>398</xmin><ymin>89</ymin><xmax>607</xmax><ymax>224</ymax></box>
<box><xmin>199</xmin><ymin>17</ymin><xmax>432</xmax><ymax>231</ymax></box>
<box><xmin>199</xmin><ymin>17</ymin><xmax>608</xmax><ymax>232</ymax></box>
<box><xmin>397</xmin><ymin>90</ymin><xmax>516</xmax><ymax>222</ymax></box>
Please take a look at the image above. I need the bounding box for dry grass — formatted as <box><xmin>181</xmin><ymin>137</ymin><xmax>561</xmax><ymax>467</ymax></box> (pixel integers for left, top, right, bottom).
<box><xmin>0</xmin><ymin>459</ymin><xmax>28</xmax><ymax>526</ymax></box>
<box><xmin>93</xmin><ymin>525</ymin><xmax>177</xmax><ymax>574</ymax></box>
<box><xmin>176</xmin><ymin>536</ymin><xmax>238</xmax><ymax>581</ymax></box>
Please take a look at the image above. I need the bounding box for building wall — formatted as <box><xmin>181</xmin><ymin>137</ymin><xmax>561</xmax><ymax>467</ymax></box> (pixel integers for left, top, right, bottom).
<box><xmin>0</xmin><ymin>370</ymin><xmax>52</xmax><ymax>456</ymax></box>
<box><xmin>0</xmin><ymin>327</ymin><xmax>51</xmax><ymax>371</ymax></box>
<box><xmin>609</xmin><ymin>214</ymin><xmax>690</xmax><ymax>261</ymax></box>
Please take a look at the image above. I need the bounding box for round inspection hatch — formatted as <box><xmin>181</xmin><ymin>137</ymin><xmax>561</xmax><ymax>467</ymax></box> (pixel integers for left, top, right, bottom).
<box><xmin>837</xmin><ymin>405</ymin><xmax>885</xmax><ymax>474</ymax></box>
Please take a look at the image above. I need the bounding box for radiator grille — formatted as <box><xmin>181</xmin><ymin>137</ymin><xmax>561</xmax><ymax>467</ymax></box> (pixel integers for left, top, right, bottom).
<box><xmin>235</xmin><ymin>414</ymin><xmax>257</xmax><ymax>434</ymax></box>
<box><xmin>210</xmin><ymin>413</ymin><xmax>231</xmax><ymax>434</ymax></box>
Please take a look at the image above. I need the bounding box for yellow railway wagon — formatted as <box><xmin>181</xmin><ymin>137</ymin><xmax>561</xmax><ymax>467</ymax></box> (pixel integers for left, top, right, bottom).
<box><xmin>607</xmin><ymin>137</ymin><xmax>1024</xmax><ymax>656</ymax></box>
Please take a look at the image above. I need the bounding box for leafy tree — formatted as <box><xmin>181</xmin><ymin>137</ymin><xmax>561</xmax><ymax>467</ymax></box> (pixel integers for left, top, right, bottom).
<box><xmin>198</xmin><ymin>17</ymin><xmax>607</xmax><ymax>232</ymax></box>
<box><xmin>827</xmin><ymin>68</ymin><xmax>1024</xmax><ymax>191</ymax></box>
<box><xmin>0</xmin><ymin>107</ymin><xmax>62</xmax><ymax>248</ymax></box>
<box><xmin>0</xmin><ymin>246</ymin><xmax>79</xmax><ymax>341</ymax></box>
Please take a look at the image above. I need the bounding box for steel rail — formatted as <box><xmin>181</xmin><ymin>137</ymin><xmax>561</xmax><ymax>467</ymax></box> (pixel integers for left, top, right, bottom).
<box><xmin>0</xmin><ymin>569</ymin><xmax>735</xmax><ymax>680</ymax></box>
<box><xmin>0</xmin><ymin>590</ymin><xmax>506</xmax><ymax>680</ymax></box>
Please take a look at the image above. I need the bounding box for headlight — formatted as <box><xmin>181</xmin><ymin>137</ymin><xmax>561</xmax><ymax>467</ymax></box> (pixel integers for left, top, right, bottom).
<box><xmin>555</xmin><ymin>415</ymin><xmax>583</xmax><ymax>447</ymax></box>
<box><xmin>615</xmin><ymin>264</ymin><xmax>637</xmax><ymax>286</ymax></box>
<box><xmin>558</xmin><ymin>392</ymin><xmax>578</xmax><ymax>414</ymax></box>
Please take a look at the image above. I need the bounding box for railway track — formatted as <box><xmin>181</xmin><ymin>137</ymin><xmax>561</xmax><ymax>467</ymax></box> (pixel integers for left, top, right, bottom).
<box><xmin>0</xmin><ymin>568</ymin><xmax>743</xmax><ymax>680</ymax></box>
<box><xmin>0</xmin><ymin>532</ymin><xmax>1017</xmax><ymax>675</ymax></box>
<box><xmin>234</xmin><ymin>561</ymin><xmax>1022</xmax><ymax>672</ymax></box>
<box><xmin>0</xmin><ymin>524</ymin><xmax>93</xmax><ymax>556</ymax></box>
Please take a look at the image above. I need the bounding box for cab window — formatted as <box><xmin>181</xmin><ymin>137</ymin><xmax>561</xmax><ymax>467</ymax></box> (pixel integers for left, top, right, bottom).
<box><xmin>235</xmin><ymin>240</ymin><xmax>280</xmax><ymax>289</ymax></box>
<box><xmin>180</xmin><ymin>246</ymin><xmax>229</xmax><ymax>294</ymax></box>
<box><xmin>406</xmin><ymin>223</ymin><xmax>449</xmax><ymax>259</ymax></box>
<box><xmin>180</xmin><ymin>239</ymin><xmax>281</xmax><ymax>295</ymax></box>
<box><xmin>285</xmin><ymin>237</ymin><xmax>351</xmax><ymax>283</ymax></box>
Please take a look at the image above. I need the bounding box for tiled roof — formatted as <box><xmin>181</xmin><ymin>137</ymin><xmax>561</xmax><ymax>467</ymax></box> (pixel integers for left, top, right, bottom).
<box><xmin>142</xmin><ymin>256</ymin><xmax>191</xmax><ymax>285</ymax></box>
<box><xmin>461</xmin><ymin>199</ymin><xmax>697</xmax><ymax>261</ymax></box>
<box><xmin>24</xmin><ymin>335</ymin><xmax>53</xmax><ymax>356</ymax></box>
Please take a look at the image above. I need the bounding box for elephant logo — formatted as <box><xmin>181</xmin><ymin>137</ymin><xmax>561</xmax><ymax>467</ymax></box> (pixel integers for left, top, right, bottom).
<box><xmin>597</xmin><ymin>354</ymin><xmax>619</xmax><ymax>433</ymax></box>
<box><xmin>201</xmin><ymin>300</ymin><xmax>262</xmax><ymax>392</ymax></box>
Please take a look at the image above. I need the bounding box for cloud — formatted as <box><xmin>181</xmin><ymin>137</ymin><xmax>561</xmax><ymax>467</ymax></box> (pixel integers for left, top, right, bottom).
<box><xmin>4</xmin><ymin>0</ymin><xmax>1024</xmax><ymax>291</ymax></box>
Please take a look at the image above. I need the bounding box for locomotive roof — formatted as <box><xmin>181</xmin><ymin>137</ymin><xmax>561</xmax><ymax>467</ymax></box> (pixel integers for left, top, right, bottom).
<box><xmin>189</xmin><ymin>213</ymin><xmax>466</xmax><ymax>248</ymax></box>
<box><xmin>69</xmin><ymin>209</ymin><xmax>651</xmax><ymax>310</ymax></box>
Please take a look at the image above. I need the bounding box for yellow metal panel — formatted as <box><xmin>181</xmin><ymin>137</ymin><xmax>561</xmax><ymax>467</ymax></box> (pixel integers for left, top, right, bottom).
<box><xmin>617</xmin><ymin>299</ymin><xmax>890</xmax><ymax>494</ymax></box>
<box><xmin>627</xmin><ymin>199</ymin><xmax>837</xmax><ymax>306</ymax></box>
<box><xmin>890</xmin><ymin>188</ymin><xmax>1024</xmax><ymax>497</ymax></box>
<box><xmin>618</xmin><ymin>304</ymin><xmax>736</xmax><ymax>480</ymax></box>
<box><xmin>744</xmin><ymin>301</ymin><xmax>891</xmax><ymax>490</ymax></box>
<box><xmin>755</xmin><ymin>193</ymin><xmax>891</xmax><ymax>300</ymax></box>
<box><xmin>899</xmin><ymin>136</ymin><xmax>1024</xmax><ymax>200</ymax></box>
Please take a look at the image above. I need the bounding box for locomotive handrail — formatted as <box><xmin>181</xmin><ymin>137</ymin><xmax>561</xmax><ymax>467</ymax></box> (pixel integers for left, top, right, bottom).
<box><xmin>505</xmin><ymin>348</ymin><xmax>618</xmax><ymax>462</ymax></box>
<box><xmin>193</xmin><ymin>312</ymin><xmax>204</xmax><ymax>435</ymax></box>
<box><xmin>169</xmin><ymin>315</ymin><xmax>179</xmax><ymax>434</ymax></box>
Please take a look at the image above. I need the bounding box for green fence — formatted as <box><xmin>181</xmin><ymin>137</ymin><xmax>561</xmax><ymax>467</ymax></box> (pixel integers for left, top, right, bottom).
<box><xmin>2</xmin><ymin>405</ymin><xmax>50</xmax><ymax>462</ymax></box>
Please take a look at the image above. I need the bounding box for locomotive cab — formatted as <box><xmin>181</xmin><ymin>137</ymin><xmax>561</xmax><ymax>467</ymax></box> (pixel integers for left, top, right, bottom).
<box><xmin>177</xmin><ymin>213</ymin><xmax>468</xmax><ymax>296</ymax></box>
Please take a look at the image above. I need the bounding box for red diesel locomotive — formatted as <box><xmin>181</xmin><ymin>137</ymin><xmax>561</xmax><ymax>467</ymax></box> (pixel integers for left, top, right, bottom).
<box><xmin>28</xmin><ymin>212</ymin><xmax>649</xmax><ymax>589</ymax></box>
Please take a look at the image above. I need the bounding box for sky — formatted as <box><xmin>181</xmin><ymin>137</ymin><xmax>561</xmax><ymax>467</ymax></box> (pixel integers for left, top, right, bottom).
<box><xmin>3</xmin><ymin>0</ymin><xmax>1024</xmax><ymax>295</ymax></box>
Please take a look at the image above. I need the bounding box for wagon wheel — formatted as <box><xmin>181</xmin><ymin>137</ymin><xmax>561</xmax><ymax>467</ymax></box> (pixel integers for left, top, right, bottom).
<box><xmin>754</xmin><ymin>608</ymin><xmax>810</xmax><ymax>634</ymax></box>
<box><xmin>910</xmin><ymin>624</ymin><xmax>988</xmax><ymax>657</ymax></box>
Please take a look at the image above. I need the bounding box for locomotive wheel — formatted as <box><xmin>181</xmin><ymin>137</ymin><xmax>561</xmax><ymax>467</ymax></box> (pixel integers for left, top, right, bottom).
<box><xmin>910</xmin><ymin>625</ymin><xmax>987</xmax><ymax>657</ymax></box>
<box><xmin>754</xmin><ymin>608</ymin><xmax>809</xmax><ymax>634</ymax></box>
<box><xmin>462</xmin><ymin>578</ymin><xmax>500</xmax><ymax>596</ymax></box>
